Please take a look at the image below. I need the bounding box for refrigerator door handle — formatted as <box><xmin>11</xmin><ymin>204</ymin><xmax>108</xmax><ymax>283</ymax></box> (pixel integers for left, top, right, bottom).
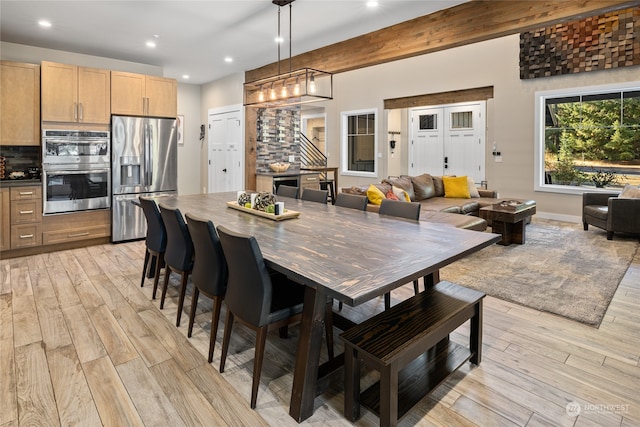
<box><xmin>143</xmin><ymin>123</ymin><xmax>150</xmax><ymax>186</ymax></box>
<box><xmin>147</xmin><ymin>124</ymin><xmax>153</xmax><ymax>185</ymax></box>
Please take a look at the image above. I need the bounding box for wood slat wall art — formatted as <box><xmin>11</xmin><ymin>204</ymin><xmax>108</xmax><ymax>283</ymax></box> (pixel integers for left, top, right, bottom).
<box><xmin>520</xmin><ymin>7</ymin><xmax>640</xmax><ymax>79</ymax></box>
<box><xmin>245</xmin><ymin>0</ymin><xmax>638</xmax><ymax>82</ymax></box>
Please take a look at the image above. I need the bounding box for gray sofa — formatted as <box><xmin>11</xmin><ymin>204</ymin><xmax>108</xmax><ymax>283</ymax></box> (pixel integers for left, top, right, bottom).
<box><xmin>342</xmin><ymin>174</ymin><xmax>501</xmax><ymax>231</ymax></box>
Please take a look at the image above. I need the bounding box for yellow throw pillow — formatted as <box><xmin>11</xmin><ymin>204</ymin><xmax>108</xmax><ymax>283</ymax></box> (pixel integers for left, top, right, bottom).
<box><xmin>366</xmin><ymin>184</ymin><xmax>385</xmax><ymax>205</ymax></box>
<box><xmin>443</xmin><ymin>176</ymin><xmax>471</xmax><ymax>198</ymax></box>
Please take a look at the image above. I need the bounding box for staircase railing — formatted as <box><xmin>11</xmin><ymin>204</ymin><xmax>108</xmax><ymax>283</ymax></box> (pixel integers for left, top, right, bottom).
<box><xmin>300</xmin><ymin>133</ymin><xmax>327</xmax><ymax>168</ymax></box>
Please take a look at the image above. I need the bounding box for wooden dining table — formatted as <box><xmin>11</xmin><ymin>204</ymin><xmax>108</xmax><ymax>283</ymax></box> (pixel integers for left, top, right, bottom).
<box><xmin>159</xmin><ymin>191</ymin><xmax>500</xmax><ymax>422</ymax></box>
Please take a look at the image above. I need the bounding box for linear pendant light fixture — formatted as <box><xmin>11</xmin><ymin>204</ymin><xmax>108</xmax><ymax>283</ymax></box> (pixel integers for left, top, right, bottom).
<box><xmin>244</xmin><ymin>0</ymin><xmax>333</xmax><ymax>108</ymax></box>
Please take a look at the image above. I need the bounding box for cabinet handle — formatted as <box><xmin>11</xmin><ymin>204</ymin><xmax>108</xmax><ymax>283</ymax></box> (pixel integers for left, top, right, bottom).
<box><xmin>68</xmin><ymin>232</ymin><xmax>90</xmax><ymax>238</ymax></box>
<box><xmin>19</xmin><ymin>191</ymin><xmax>34</xmax><ymax>196</ymax></box>
<box><xmin>79</xmin><ymin>103</ymin><xmax>84</xmax><ymax>121</ymax></box>
<box><xmin>19</xmin><ymin>210</ymin><xmax>34</xmax><ymax>214</ymax></box>
<box><xmin>306</xmin><ymin>177</ymin><xmax>317</xmax><ymax>181</ymax></box>
<box><xmin>74</xmin><ymin>102</ymin><xmax>78</xmax><ymax>121</ymax></box>
<box><xmin>20</xmin><ymin>234</ymin><xmax>34</xmax><ymax>239</ymax></box>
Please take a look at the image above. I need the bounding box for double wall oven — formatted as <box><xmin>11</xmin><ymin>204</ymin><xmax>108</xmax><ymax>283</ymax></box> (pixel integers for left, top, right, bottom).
<box><xmin>42</xmin><ymin>129</ymin><xmax>110</xmax><ymax>215</ymax></box>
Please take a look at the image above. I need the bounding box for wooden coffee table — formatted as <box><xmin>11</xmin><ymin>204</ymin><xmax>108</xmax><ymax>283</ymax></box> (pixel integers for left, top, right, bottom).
<box><xmin>479</xmin><ymin>200</ymin><xmax>536</xmax><ymax>245</ymax></box>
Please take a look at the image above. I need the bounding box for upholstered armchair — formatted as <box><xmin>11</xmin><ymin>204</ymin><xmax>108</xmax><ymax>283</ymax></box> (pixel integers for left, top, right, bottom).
<box><xmin>582</xmin><ymin>192</ymin><xmax>640</xmax><ymax>240</ymax></box>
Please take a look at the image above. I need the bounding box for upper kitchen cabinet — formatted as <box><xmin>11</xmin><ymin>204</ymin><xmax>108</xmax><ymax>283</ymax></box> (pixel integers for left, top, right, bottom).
<box><xmin>41</xmin><ymin>61</ymin><xmax>111</xmax><ymax>124</ymax></box>
<box><xmin>0</xmin><ymin>61</ymin><xmax>40</xmax><ymax>146</ymax></box>
<box><xmin>111</xmin><ymin>71</ymin><xmax>177</xmax><ymax>118</ymax></box>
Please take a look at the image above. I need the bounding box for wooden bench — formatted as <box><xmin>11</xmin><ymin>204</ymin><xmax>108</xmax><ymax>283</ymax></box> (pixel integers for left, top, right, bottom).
<box><xmin>340</xmin><ymin>281</ymin><xmax>485</xmax><ymax>427</ymax></box>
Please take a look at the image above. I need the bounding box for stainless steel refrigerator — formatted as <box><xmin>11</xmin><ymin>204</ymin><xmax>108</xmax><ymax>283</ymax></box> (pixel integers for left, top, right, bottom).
<box><xmin>111</xmin><ymin>115</ymin><xmax>177</xmax><ymax>242</ymax></box>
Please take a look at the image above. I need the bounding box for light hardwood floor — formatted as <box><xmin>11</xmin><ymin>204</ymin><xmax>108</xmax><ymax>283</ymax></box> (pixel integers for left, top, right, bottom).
<box><xmin>1</xmin><ymin>235</ymin><xmax>638</xmax><ymax>426</ymax></box>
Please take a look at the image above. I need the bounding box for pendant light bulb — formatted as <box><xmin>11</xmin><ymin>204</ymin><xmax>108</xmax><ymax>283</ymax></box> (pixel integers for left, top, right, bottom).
<box><xmin>281</xmin><ymin>81</ymin><xmax>288</xmax><ymax>98</ymax></box>
<box><xmin>309</xmin><ymin>73</ymin><xmax>316</xmax><ymax>94</ymax></box>
<box><xmin>258</xmin><ymin>86</ymin><xmax>265</xmax><ymax>102</ymax></box>
<box><xmin>293</xmin><ymin>77</ymin><xmax>300</xmax><ymax>96</ymax></box>
<box><xmin>270</xmin><ymin>83</ymin><xmax>277</xmax><ymax>100</ymax></box>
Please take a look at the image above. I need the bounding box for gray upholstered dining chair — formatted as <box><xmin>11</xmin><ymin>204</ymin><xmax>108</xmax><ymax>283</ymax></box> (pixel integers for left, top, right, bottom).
<box><xmin>139</xmin><ymin>197</ymin><xmax>167</xmax><ymax>299</ymax></box>
<box><xmin>334</xmin><ymin>193</ymin><xmax>368</xmax><ymax>211</ymax></box>
<box><xmin>185</xmin><ymin>213</ymin><xmax>228</xmax><ymax>363</ymax></box>
<box><xmin>276</xmin><ymin>184</ymin><xmax>299</xmax><ymax>199</ymax></box>
<box><xmin>301</xmin><ymin>188</ymin><xmax>329</xmax><ymax>204</ymax></box>
<box><xmin>159</xmin><ymin>204</ymin><xmax>194</xmax><ymax>327</ymax></box>
<box><xmin>216</xmin><ymin>225</ymin><xmax>307</xmax><ymax>409</ymax></box>
<box><xmin>378</xmin><ymin>199</ymin><xmax>422</xmax><ymax>309</ymax></box>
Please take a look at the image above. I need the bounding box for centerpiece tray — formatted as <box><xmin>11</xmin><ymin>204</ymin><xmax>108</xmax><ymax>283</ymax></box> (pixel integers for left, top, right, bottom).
<box><xmin>493</xmin><ymin>199</ymin><xmax>535</xmax><ymax>212</ymax></box>
<box><xmin>226</xmin><ymin>201</ymin><xmax>300</xmax><ymax>221</ymax></box>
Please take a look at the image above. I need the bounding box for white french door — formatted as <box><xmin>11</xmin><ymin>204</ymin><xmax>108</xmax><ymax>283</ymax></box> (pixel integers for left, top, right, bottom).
<box><xmin>208</xmin><ymin>106</ymin><xmax>243</xmax><ymax>193</ymax></box>
<box><xmin>409</xmin><ymin>102</ymin><xmax>485</xmax><ymax>183</ymax></box>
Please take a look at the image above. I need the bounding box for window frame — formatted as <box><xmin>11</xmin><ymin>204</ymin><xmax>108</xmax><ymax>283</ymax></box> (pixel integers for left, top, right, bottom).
<box><xmin>340</xmin><ymin>108</ymin><xmax>378</xmax><ymax>178</ymax></box>
<box><xmin>534</xmin><ymin>81</ymin><xmax>640</xmax><ymax>195</ymax></box>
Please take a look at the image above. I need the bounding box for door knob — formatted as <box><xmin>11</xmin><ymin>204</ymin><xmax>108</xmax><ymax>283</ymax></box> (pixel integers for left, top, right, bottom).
<box><xmin>222</xmin><ymin>168</ymin><xmax>227</xmax><ymax>172</ymax></box>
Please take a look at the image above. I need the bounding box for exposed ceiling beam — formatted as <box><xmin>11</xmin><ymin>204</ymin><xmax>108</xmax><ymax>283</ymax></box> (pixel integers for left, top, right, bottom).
<box><xmin>246</xmin><ymin>0</ymin><xmax>640</xmax><ymax>82</ymax></box>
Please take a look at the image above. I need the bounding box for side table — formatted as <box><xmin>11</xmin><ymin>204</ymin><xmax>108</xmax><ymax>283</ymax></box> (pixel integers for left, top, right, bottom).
<box><xmin>479</xmin><ymin>200</ymin><xmax>536</xmax><ymax>245</ymax></box>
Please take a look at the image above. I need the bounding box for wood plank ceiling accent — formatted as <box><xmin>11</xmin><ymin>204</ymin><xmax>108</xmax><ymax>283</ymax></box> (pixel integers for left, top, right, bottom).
<box><xmin>384</xmin><ymin>86</ymin><xmax>494</xmax><ymax>110</ymax></box>
<box><xmin>245</xmin><ymin>0</ymin><xmax>639</xmax><ymax>82</ymax></box>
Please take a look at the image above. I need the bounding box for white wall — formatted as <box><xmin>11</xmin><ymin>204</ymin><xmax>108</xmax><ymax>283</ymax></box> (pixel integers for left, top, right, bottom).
<box><xmin>177</xmin><ymin>83</ymin><xmax>202</xmax><ymax>195</ymax></box>
<box><xmin>199</xmin><ymin>73</ymin><xmax>244</xmax><ymax>191</ymax></box>
<box><xmin>324</xmin><ymin>34</ymin><xmax>640</xmax><ymax>219</ymax></box>
<box><xmin>0</xmin><ymin>42</ymin><xmax>162</xmax><ymax>75</ymax></box>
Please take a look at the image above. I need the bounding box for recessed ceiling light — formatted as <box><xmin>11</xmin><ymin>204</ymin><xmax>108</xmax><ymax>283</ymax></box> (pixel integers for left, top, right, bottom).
<box><xmin>38</xmin><ymin>20</ymin><xmax>52</xmax><ymax>28</ymax></box>
<box><xmin>146</xmin><ymin>41</ymin><xmax>156</xmax><ymax>48</ymax></box>
<box><xmin>182</xmin><ymin>74</ymin><xmax>190</xmax><ymax>80</ymax></box>
<box><xmin>366</xmin><ymin>1</ymin><xmax>379</xmax><ymax>8</ymax></box>
<box><xmin>224</xmin><ymin>57</ymin><xmax>233</xmax><ymax>63</ymax></box>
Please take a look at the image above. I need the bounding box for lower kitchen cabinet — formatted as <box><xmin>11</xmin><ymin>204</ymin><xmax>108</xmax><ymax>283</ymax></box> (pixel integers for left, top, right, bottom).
<box><xmin>1</xmin><ymin>188</ymin><xmax>10</xmax><ymax>251</ymax></box>
<box><xmin>10</xmin><ymin>186</ymin><xmax>42</xmax><ymax>249</ymax></box>
<box><xmin>42</xmin><ymin>209</ymin><xmax>110</xmax><ymax>245</ymax></box>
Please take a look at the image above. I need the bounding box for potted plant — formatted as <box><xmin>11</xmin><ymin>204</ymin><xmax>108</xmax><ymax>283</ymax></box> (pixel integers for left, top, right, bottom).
<box><xmin>589</xmin><ymin>168</ymin><xmax>623</xmax><ymax>188</ymax></box>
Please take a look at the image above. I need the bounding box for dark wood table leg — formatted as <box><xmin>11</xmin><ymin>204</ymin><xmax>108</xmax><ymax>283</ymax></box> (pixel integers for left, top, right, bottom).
<box><xmin>290</xmin><ymin>286</ymin><xmax>326</xmax><ymax>422</ymax></box>
<box><xmin>511</xmin><ymin>218</ymin><xmax>528</xmax><ymax>244</ymax></box>
<box><xmin>492</xmin><ymin>220</ymin><xmax>513</xmax><ymax>245</ymax></box>
<box><xmin>470</xmin><ymin>299</ymin><xmax>483</xmax><ymax>365</ymax></box>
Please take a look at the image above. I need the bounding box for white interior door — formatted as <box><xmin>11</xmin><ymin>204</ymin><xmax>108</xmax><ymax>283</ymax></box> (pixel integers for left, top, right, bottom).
<box><xmin>208</xmin><ymin>108</ymin><xmax>243</xmax><ymax>193</ymax></box>
<box><xmin>409</xmin><ymin>108</ymin><xmax>443</xmax><ymax>176</ymax></box>
<box><xmin>409</xmin><ymin>102</ymin><xmax>485</xmax><ymax>182</ymax></box>
<box><xmin>444</xmin><ymin>103</ymin><xmax>485</xmax><ymax>182</ymax></box>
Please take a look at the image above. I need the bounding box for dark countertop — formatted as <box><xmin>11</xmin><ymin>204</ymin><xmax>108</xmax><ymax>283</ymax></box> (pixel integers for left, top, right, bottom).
<box><xmin>255</xmin><ymin>170</ymin><xmax>320</xmax><ymax>177</ymax></box>
<box><xmin>0</xmin><ymin>179</ymin><xmax>42</xmax><ymax>188</ymax></box>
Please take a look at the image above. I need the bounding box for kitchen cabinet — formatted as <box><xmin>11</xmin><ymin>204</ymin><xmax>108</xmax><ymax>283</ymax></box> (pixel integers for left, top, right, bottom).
<box><xmin>0</xmin><ymin>189</ymin><xmax>9</xmax><ymax>251</ymax></box>
<box><xmin>111</xmin><ymin>71</ymin><xmax>177</xmax><ymax>118</ymax></box>
<box><xmin>255</xmin><ymin>172</ymin><xmax>319</xmax><ymax>194</ymax></box>
<box><xmin>0</xmin><ymin>61</ymin><xmax>40</xmax><ymax>146</ymax></box>
<box><xmin>41</xmin><ymin>61</ymin><xmax>111</xmax><ymax>124</ymax></box>
<box><xmin>42</xmin><ymin>209</ymin><xmax>110</xmax><ymax>245</ymax></box>
<box><xmin>9</xmin><ymin>186</ymin><xmax>42</xmax><ymax>249</ymax></box>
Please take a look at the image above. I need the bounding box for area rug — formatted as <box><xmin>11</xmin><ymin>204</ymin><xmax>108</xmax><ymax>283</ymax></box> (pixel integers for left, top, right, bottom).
<box><xmin>440</xmin><ymin>218</ymin><xmax>638</xmax><ymax>327</ymax></box>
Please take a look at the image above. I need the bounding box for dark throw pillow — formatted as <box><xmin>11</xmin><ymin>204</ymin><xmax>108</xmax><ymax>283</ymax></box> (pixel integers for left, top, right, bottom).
<box><xmin>411</xmin><ymin>173</ymin><xmax>435</xmax><ymax>201</ymax></box>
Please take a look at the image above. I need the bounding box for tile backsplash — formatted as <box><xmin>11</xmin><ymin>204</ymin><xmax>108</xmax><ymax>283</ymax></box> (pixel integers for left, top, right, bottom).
<box><xmin>256</xmin><ymin>108</ymin><xmax>301</xmax><ymax>172</ymax></box>
<box><xmin>0</xmin><ymin>146</ymin><xmax>41</xmax><ymax>179</ymax></box>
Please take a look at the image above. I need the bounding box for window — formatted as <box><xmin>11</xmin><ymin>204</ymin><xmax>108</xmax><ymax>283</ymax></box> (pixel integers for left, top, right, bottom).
<box><xmin>419</xmin><ymin>114</ymin><xmax>437</xmax><ymax>130</ymax></box>
<box><xmin>450</xmin><ymin>111</ymin><xmax>472</xmax><ymax>129</ymax></box>
<box><xmin>535</xmin><ymin>82</ymin><xmax>640</xmax><ymax>193</ymax></box>
<box><xmin>341</xmin><ymin>109</ymin><xmax>377</xmax><ymax>176</ymax></box>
